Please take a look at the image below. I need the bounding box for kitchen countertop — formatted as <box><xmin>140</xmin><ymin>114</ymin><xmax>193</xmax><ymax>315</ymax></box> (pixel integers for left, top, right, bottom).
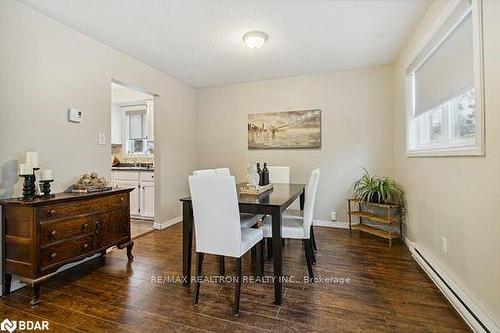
<box><xmin>112</xmin><ymin>167</ymin><xmax>154</xmax><ymax>172</ymax></box>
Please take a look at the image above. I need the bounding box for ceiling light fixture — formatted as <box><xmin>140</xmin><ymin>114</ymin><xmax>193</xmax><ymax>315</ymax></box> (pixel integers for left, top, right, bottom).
<box><xmin>243</xmin><ymin>31</ymin><xmax>268</xmax><ymax>49</ymax></box>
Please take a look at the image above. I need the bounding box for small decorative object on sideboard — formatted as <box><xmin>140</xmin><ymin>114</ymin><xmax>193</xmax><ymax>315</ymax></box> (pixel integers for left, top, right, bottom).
<box><xmin>39</xmin><ymin>169</ymin><xmax>54</xmax><ymax>197</ymax></box>
<box><xmin>72</xmin><ymin>172</ymin><xmax>111</xmax><ymax>192</ymax></box>
<box><xmin>18</xmin><ymin>163</ymin><xmax>35</xmax><ymax>200</ymax></box>
<box><xmin>348</xmin><ymin>168</ymin><xmax>406</xmax><ymax>247</ymax></box>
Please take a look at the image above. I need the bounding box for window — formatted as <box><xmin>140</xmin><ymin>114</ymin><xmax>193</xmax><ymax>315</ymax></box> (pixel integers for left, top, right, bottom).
<box><xmin>406</xmin><ymin>0</ymin><xmax>484</xmax><ymax>156</ymax></box>
<box><xmin>123</xmin><ymin>105</ymin><xmax>150</xmax><ymax>155</ymax></box>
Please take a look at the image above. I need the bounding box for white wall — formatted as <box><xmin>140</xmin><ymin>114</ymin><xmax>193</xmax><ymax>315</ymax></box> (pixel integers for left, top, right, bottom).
<box><xmin>0</xmin><ymin>0</ymin><xmax>197</xmax><ymax>223</ymax></box>
<box><xmin>196</xmin><ymin>66</ymin><xmax>394</xmax><ymax>222</ymax></box>
<box><xmin>393</xmin><ymin>0</ymin><xmax>500</xmax><ymax>324</ymax></box>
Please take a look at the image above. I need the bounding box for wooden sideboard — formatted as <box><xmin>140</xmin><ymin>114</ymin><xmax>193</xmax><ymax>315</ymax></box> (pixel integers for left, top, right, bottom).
<box><xmin>0</xmin><ymin>188</ymin><xmax>134</xmax><ymax>305</ymax></box>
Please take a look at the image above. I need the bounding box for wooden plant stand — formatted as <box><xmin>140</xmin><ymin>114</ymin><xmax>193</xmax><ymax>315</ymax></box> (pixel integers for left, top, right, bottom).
<box><xmin>347</xmin><ymin>199</ymin><xmax>402</xmax><ymax>247</ymax></box>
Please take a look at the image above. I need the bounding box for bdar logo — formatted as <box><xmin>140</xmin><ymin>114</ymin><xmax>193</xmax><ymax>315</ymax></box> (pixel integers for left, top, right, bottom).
<box><xmin>0</xmin><ymin>319</ymin><xmax>17</xmax><ymax>333</ymax></box>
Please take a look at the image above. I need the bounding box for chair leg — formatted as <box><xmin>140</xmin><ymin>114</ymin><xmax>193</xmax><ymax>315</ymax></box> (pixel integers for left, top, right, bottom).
<box><xmin>193</xmin><ymin>252</ymin><xmax>204</xmax><ymax>305</ymax></box>
<box><xmin>256</xmin><ymin>240</ymin><xmax>264</xmax><ymax>277</ymax></box>
<box><xmin>219</xmin><ymin>255</ymin><xmax>225</xmax><ymax>276</ymax></box>
<box><xmin>304</xmin><ymin>240</ymin><xmax>314</xmax><ymax>280</ymax></box>
<box><xmin>233</xmin><ymin>257</ymin><xmax>242</xmax><ymax>315</ymax></box>
<box><xmin>310</xmin><ymin>226</ymin><xmax>318</xmax><ymax>252</ymax></box>
<box><xmin>310</xmin><ymin>241</ymin><xmax>316</xmax><ymax>265</ymax></box>
<box><xmin>266</xmin><ymin>238</ymin><xmax>273</xmax><ymax>260</ymax></box>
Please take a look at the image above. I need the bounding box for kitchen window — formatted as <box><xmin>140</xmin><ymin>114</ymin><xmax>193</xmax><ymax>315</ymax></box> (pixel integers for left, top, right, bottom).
<box><xmin>406</xmin><ymin>0</ymin><xmax>484</xmax><ymax>156</ymax></box>
<box><xmin>123</xmin><ymin>104</ymin><xmax>150</xmax><ymax>155</ymax></box>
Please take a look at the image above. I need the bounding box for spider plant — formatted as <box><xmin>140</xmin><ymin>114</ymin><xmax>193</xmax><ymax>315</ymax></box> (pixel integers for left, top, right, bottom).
<box><xmin>352</xmin><ymin>168</ymin><xmax>406</xmax><ymax>219</ymax></box>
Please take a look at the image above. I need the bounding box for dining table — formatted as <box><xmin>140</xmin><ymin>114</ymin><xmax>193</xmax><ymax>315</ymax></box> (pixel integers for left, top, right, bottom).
<box><xmin>180</xmin><ymin>182</ymin><xmax>306</xmax><ymax>305</ymax></box>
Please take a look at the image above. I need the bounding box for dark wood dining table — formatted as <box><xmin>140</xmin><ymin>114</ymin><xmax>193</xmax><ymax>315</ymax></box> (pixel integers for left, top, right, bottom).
<box><xmin>180</xmin><ymin>183</ymin><xmax>306</xmax><ymax>305</ymax></box>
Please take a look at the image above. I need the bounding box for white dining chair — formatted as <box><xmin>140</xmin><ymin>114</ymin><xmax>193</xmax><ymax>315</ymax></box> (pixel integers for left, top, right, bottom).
<box><xmin>215</xmin><ymin>168</ymin><xmax>231</xmax><ymax>176</ymax></box>
<box><xmin>193</xmin><ymin>169</ymin><xmax>216</xmax><ymax>176</ymax></box>
<box><xmin>261</xmin><ymin>169</ymin><xmax>320</xmax><ymax>278</ymax></box>
<box><xmin>268</xmin><ymin>166</ymin><xmax>290</xmax><ymax>184</ymax></box>
<box><xmin>188</xmin><ymin>175</ymin><xmax>264</xmax><ymax>315</ymax></box>
<box><xmin>193</xmin><ymin>168</ymin><xmax>260</xmax><ymax>229</ymax></box>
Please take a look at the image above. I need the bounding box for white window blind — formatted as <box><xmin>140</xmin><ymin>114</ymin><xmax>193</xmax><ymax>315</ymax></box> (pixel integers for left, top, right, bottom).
<box><xmin>414</xmin><ymin>14</ymin><xmax>474</xmax><ymax>117</ymax></box>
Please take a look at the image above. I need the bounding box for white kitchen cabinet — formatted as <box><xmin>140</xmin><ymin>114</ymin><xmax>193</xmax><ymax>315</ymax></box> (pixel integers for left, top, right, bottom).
<box><xmin>112</xmin><ymin>170</ymin><xmax>154</xmax><ymax>219</ymax></box>
<box><xmin>113</xmin><ymin>180</ymin><xmax>140</xmax><ymax>215</ymax></box>
<box><xmin>140</xmin><ymin>182</ymin><xmax>155</xmax><ymax>218</ymax></box>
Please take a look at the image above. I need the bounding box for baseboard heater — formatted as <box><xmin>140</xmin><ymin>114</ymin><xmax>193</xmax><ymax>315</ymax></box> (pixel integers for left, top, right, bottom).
<box><xmin>407</xmin><ymin>242</ymin><xmax>498</xmax><ymax>333</ymax></box>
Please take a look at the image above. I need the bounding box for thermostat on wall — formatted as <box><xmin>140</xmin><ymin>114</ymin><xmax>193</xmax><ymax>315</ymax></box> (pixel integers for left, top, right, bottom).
<box><xmin>68</xmin><ymin>108</ymin><xmax>83</xmax><ymax>123</ymax></box>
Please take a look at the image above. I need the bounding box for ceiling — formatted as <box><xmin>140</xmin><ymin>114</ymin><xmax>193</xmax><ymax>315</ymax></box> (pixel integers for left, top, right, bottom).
<box><xmin>21</xmin><ymin>0</ymin><xmax>431</xmax><ymax>88</ymax></box>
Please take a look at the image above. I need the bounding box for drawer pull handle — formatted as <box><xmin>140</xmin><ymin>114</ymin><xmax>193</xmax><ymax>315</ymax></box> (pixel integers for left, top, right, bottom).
<box><xmin>83</xmin><ymin>243</ymin><xmax>89</xmax><ymax>250</ymax></box>
<box><xmin>82</xmin><ymin>223</ymin><xmax>89</xmax><ymax>229</ymax></box>
<box><xmin>50</xmin><ymin>252</ymin><xmax>57</xmax><ymax>259</ymax></box>
<box><xmin>120</xmin><ymin>197</ymin><xmax>124</xmax><ymax>202</ymax></box>
<box><xmin>50</xmin><ymin>230</ymin><xmax>57</xmax><ymax>236</ymax></box>
<box><xmin>48</xmin><ymin>209</ymin><xmax>56</xmax><ymax>216</ymax></box>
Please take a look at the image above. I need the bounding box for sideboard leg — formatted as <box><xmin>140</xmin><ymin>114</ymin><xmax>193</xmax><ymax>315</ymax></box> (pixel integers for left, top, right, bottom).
<box><xmin>118</xmin><ymin>241</ymin><xmax>134</xmax><ymax>261</ymax></box>
<box><xmin>30</xmin><ymin>283</ymin><xmax>41</xmax><ymax>306</ymax></box>
<box><xmin>126</xmin><ymin>242</ymin><xmax>134</xmax><ymax>261</ymax></box>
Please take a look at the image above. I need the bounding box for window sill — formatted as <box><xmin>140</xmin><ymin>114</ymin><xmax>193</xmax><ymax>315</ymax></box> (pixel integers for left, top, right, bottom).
<box><xmin>406</xmin><ymin>144</ymin><xmax>484</xmax><ymax>157</ymax></box>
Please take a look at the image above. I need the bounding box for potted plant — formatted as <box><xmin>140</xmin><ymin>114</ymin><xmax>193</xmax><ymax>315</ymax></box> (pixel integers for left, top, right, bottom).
<box><xmin>352</xmin><ymin>168</ymin><xmax>406</xmax><ymax>218</ymax></box>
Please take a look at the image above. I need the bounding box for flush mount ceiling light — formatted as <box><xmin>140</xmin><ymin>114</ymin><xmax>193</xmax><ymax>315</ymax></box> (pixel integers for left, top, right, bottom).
<box><xmin>243</xmin><ymin>31</ymin><xmax>268</xmax><ymax>49</ymax></box>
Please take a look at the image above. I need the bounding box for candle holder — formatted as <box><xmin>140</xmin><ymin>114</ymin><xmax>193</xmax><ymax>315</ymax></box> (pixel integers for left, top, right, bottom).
<box><xmin>39</xmin><ymin>180</ymin><xmax>55</xmax><ymax>197</ymax></box>
<box><xmin>32</xmin><ymin>167</ymin><xmax>40</xmax><ymax>196</ymax></box>
<box><xmin>19</xmin><ymin>174</ymin><xmax>36</xmax><ymax>200</ymax></box>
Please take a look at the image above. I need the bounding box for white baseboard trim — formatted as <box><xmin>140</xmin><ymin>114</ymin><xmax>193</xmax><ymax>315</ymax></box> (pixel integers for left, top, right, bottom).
<box><xmin>313</xmin><ymin>219</ymin><xmax>354</xmax><ymax>229</ymax></box>
<box><xmin>404</xmin><ymin>238</ymin><xmax>499</xmax><ymax>333</ymax></box>
<box><xmin>153</xmin><ymin>216</ymin><xmax>182</xmax><ymax>230</ymax></box>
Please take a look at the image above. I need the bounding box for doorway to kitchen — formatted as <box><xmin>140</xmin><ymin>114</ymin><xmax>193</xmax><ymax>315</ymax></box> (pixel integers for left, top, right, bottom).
<box><xmin>110</xmin><ymin>81</ymin><xmax>156</xmax><ymax>238</ymax></box>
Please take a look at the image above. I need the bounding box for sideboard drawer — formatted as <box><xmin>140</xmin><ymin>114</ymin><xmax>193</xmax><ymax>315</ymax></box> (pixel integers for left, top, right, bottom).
<box><xmin>40</xmin><ymin>235</ymin><xmax>94</xmax><ymax>271</ymax></box>
<box><xmin>37</xmin><ymin>202</ymin><xmax>94</xmax><ymax>222</ymax></box>
<box><xmin>40</xmin><ymin>216</ymin><xmax>95</xmax><ymax>247</ymax></box>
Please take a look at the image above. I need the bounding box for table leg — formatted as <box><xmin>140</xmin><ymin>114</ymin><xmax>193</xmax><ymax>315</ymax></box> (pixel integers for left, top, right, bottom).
<box><xmin>182</xmin><ymin>201</ymin><xmax>193</xmax><ymax>287</ymax></box>
<box><xmin>300</xmin><ymin>188</ymin><xmax>305</xmax><ymax>210</ymax></box>
<box><xmin>271</xmin><ymin>207</ymin><xmax>283</xmax><ymax>305</ymax></box>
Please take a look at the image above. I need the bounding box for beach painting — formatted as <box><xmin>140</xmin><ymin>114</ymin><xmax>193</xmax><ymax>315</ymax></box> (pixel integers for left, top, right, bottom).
<box><xmin>248</xmin><ymin>109</ymin><xmax>321</xmax><ymax>149</ymax></box>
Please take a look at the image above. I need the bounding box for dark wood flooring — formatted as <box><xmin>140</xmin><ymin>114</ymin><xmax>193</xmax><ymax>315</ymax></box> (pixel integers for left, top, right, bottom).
<box><xmin>0</xmin><ymin>224</ymin><xmax>470</xmax><ymax>332</ymax></box>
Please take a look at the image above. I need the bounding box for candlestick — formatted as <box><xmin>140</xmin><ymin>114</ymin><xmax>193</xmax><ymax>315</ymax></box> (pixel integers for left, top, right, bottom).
<box><xmin>19</xmin><ymin>174</ymin><xmax>35</xmax><ymax>200</ymax></box>
<box><xmin>18</xmin><ymin>163</ymin><xmax>33</xmax><ymax>175</ymax></box>
<box><xmin>39</xmin><ymin>180</ymin><xmax>54</xmax><ymax>197</ymax></box>
<box><xmin>40</xmin><ymin>169</ymin><xmax>53</xmax><ymax>181</ymax></box>
<box><xmin>26</xmin><ymin>151</ymin><xmax>39</xmax><ymax>168</ymax></box>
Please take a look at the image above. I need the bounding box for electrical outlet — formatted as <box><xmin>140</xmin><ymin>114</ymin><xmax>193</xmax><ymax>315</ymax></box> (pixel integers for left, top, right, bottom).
<box><xmin>441</xmin><ymin>237</ymin><xmax>447</xmax><ymax>255</ymax></box>
<box><xmin>330</xmin><ymin>211</ymin><xmax>337</xmax><ymax>221</ymax></box>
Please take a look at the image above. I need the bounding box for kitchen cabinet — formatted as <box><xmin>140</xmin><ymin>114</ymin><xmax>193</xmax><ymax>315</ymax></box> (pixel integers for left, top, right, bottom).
<box><xmin>112</xmin><ymin>170</ymin><xmax>154</xmax><ymax>219</ymax></box>
<box><xmin>140</xmin><ymin>182</ymin><xmax>155</xmax><ymax>218</ymax></box>
<box><xmin>113</xmin><ymin>180</ymin><xmax>139</xmax><ymax>216</ymax></box>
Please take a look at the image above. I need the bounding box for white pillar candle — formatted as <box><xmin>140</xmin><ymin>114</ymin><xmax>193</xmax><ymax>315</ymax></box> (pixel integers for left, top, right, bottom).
<box><xmin>18</xmin><ymin>163</ymin><xmax>33</xmax><ymax>175</ymax></box>
<box><xmin>40</xmin><ymin>169</ymin><xmax>53</xmax><ymax>181</ymax></box>
<box><xmin>26</xmin><ymin>151</ymin><xmax>39</xmax><ymax>168</ymax></box>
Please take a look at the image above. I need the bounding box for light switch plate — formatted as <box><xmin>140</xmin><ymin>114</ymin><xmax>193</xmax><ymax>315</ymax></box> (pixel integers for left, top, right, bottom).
<box><xmin>98</xmin><ymin>133</ymin><xmax>106</xmax><ymax>145</ymax></box>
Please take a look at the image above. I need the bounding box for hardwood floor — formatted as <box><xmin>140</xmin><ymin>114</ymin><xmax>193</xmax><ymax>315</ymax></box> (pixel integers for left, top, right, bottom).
<box><xmin>130</xmin><ymin>219</ymin><xmax>154</xmax><ymax>239</ymax></box>
<box><xmin>0</xmin><ymin>223</ymin><xmax>470</xmax><ymax>332</ymax></box>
